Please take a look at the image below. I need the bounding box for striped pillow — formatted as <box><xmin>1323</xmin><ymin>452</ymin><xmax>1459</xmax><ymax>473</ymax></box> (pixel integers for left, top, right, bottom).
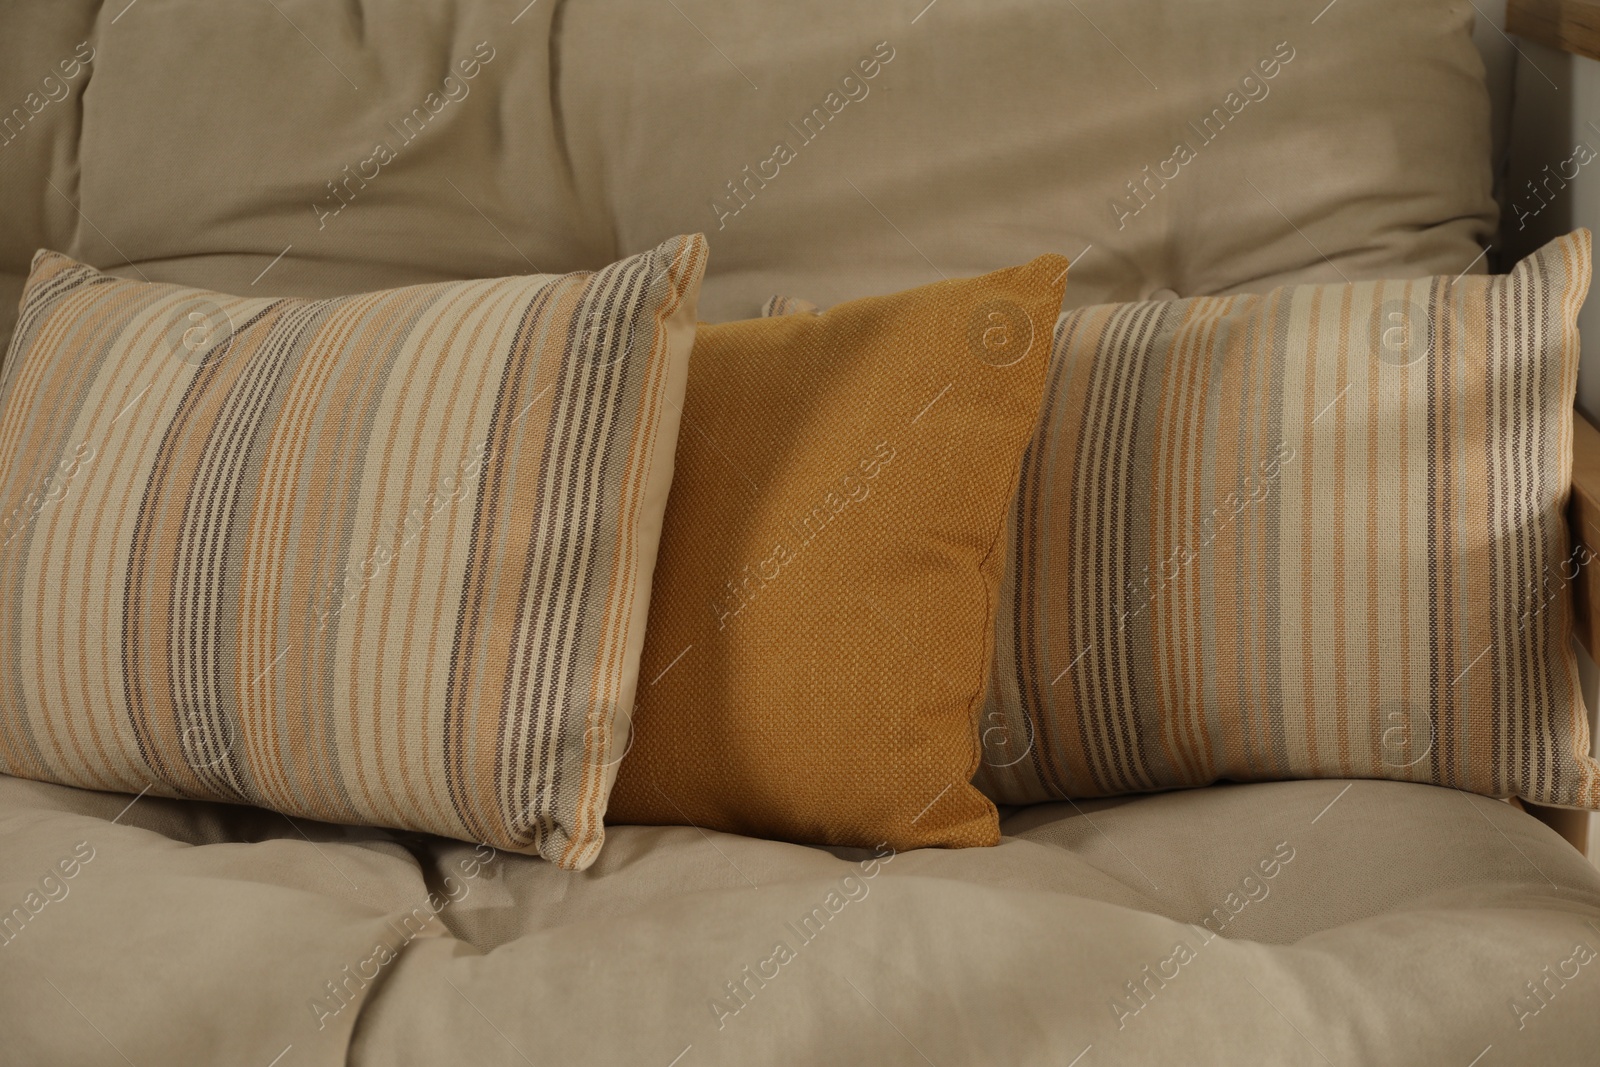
<box><xmin>0</xmin><ymin>235</ymin><xmax>707</xmax><ymax>869</ymax></box>
<box><xmin>976</xmin><ymin>231</ymin><xmax>1600</xmax><ymax>810</ymax></box>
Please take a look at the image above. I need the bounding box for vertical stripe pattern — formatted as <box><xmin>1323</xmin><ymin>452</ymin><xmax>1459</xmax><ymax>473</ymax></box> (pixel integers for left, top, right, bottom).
<box><xmin>977</xmin><ymin>231</ymin><xmax>1600</xmax><ymax>810</ymax></box>
<box><xmin>0</xmin><ymin>236</ymin><xmax>707</xmax><ymax>869</ymax></box>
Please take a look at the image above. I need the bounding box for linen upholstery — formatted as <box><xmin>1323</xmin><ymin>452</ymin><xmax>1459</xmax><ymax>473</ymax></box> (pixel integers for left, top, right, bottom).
<box><xmin>0</xmin><ymin>2</ymin><xmax>597</xmax><ymax>363</ymax></box>
<box><xmin>0</xmin><ymin>0</ymin><xmax>1495</xmax><ymax>357</ymax></box>
<box><xmin>0</xmin><ymin>235</ymin><xmax>707</xmax><ymax>869</ymax></box>
<box><xmin>2</xmin><ymin>773</ymin><xmax>1597</xmax><ymax>1064</ymax></box>
<box><xmin>976</xmin><ymin>232</ymin><xmax>1600</xmax><ymax>811</ymax></box>
<box><xmin>558</xmin><ymin>0</ymin><xmax>1497</xmax><ymax>320</ymax></box>
<box><xmin>607</xmin><ymin>256</ymin><xmax>1067</xmax><ymax>851</ymax></box>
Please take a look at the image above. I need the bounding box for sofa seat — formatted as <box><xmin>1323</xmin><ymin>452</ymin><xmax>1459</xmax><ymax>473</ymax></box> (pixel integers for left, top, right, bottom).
<box><xmin>2</xmin><ymin>773</ymin><xmax>1595</xmax><ymax>1065</ymax></box>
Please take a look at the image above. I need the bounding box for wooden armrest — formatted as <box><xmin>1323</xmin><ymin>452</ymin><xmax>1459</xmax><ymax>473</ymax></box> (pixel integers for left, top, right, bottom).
<box><xmin>1571</xmin><ymin>411</ymin><xmax>1600</xmax><ymax>661</ymax></box>
<box><xmin>1557</xmin><ymin>411</ymin><xmax>1600</xmax><ymax>861</ymax></box>
<box><xmin>1508</xmin><ymin>0</ymin><xmax>1600</xmax><ymax>62</ymax></box>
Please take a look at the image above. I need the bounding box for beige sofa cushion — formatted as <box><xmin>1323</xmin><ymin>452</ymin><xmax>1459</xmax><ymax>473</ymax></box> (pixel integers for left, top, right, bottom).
<box><xmin>0</xmin><ymin>1</ymin><xmax>599</xmax><ymax>355</ymax></box>
<box><xmin>2</xmin><ymin>772</ymin><xmax>1596</xmax><ymax>1062</ymax></box>
<box><xmin>558</xmin><ymin>0</ymin><xmax>1497</xmax><ymax>320</ymax></box>
<box><xmin>1</xmin><ymin>0</ymin><xmax>1495</xmax><ymax>356</ymax></box>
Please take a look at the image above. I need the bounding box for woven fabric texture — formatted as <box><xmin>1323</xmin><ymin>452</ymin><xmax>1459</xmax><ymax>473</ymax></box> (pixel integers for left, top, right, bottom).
<box><xmin>0</xmin><ymin>235</ymin><xmax>707</xmax><ymax>869</ymax></box>
<box><xmin>606</xmin><ymin>256</ymin><xmax>1067</xmax><ymax>850</ymax></box>
<box><xmin>975</xmin><ymin>232</ymin><xmax>1600</xmax><ymax>810</ymax></box>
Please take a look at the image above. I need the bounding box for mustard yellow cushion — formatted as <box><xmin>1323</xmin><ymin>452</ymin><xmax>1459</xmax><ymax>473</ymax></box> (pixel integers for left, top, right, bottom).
<box><xmin>607</xmin><ymin>256</ymin><xmax>1067</xmax><ymax>850</ymax></box>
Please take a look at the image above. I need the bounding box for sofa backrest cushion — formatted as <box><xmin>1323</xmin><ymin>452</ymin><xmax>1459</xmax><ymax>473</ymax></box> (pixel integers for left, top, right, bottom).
<box><xmin>0</xmin><ymin>0</ymin><xmax>1496</xmax><ymax>353</ymax></box>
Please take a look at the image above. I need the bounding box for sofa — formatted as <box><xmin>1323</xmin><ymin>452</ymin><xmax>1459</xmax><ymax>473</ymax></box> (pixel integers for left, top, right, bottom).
<box><xmin>2</xmin><ymin>1</ymin><xmax>1599</xmax><ymax>1064</ymax></box>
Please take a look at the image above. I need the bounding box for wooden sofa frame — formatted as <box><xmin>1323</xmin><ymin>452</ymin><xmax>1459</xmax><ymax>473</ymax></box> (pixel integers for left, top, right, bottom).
<box><xmin>1528</xmin><ymin>411</ymin><xmax>1600</xmax><ymax>856</ymax></box>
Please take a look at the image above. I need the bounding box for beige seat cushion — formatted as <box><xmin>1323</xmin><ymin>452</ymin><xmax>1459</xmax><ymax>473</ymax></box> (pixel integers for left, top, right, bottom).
<box><xmin>1</xmin><ymin>774</ymin><xmax>1596</xmax><ymax>1063</ymax></box>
